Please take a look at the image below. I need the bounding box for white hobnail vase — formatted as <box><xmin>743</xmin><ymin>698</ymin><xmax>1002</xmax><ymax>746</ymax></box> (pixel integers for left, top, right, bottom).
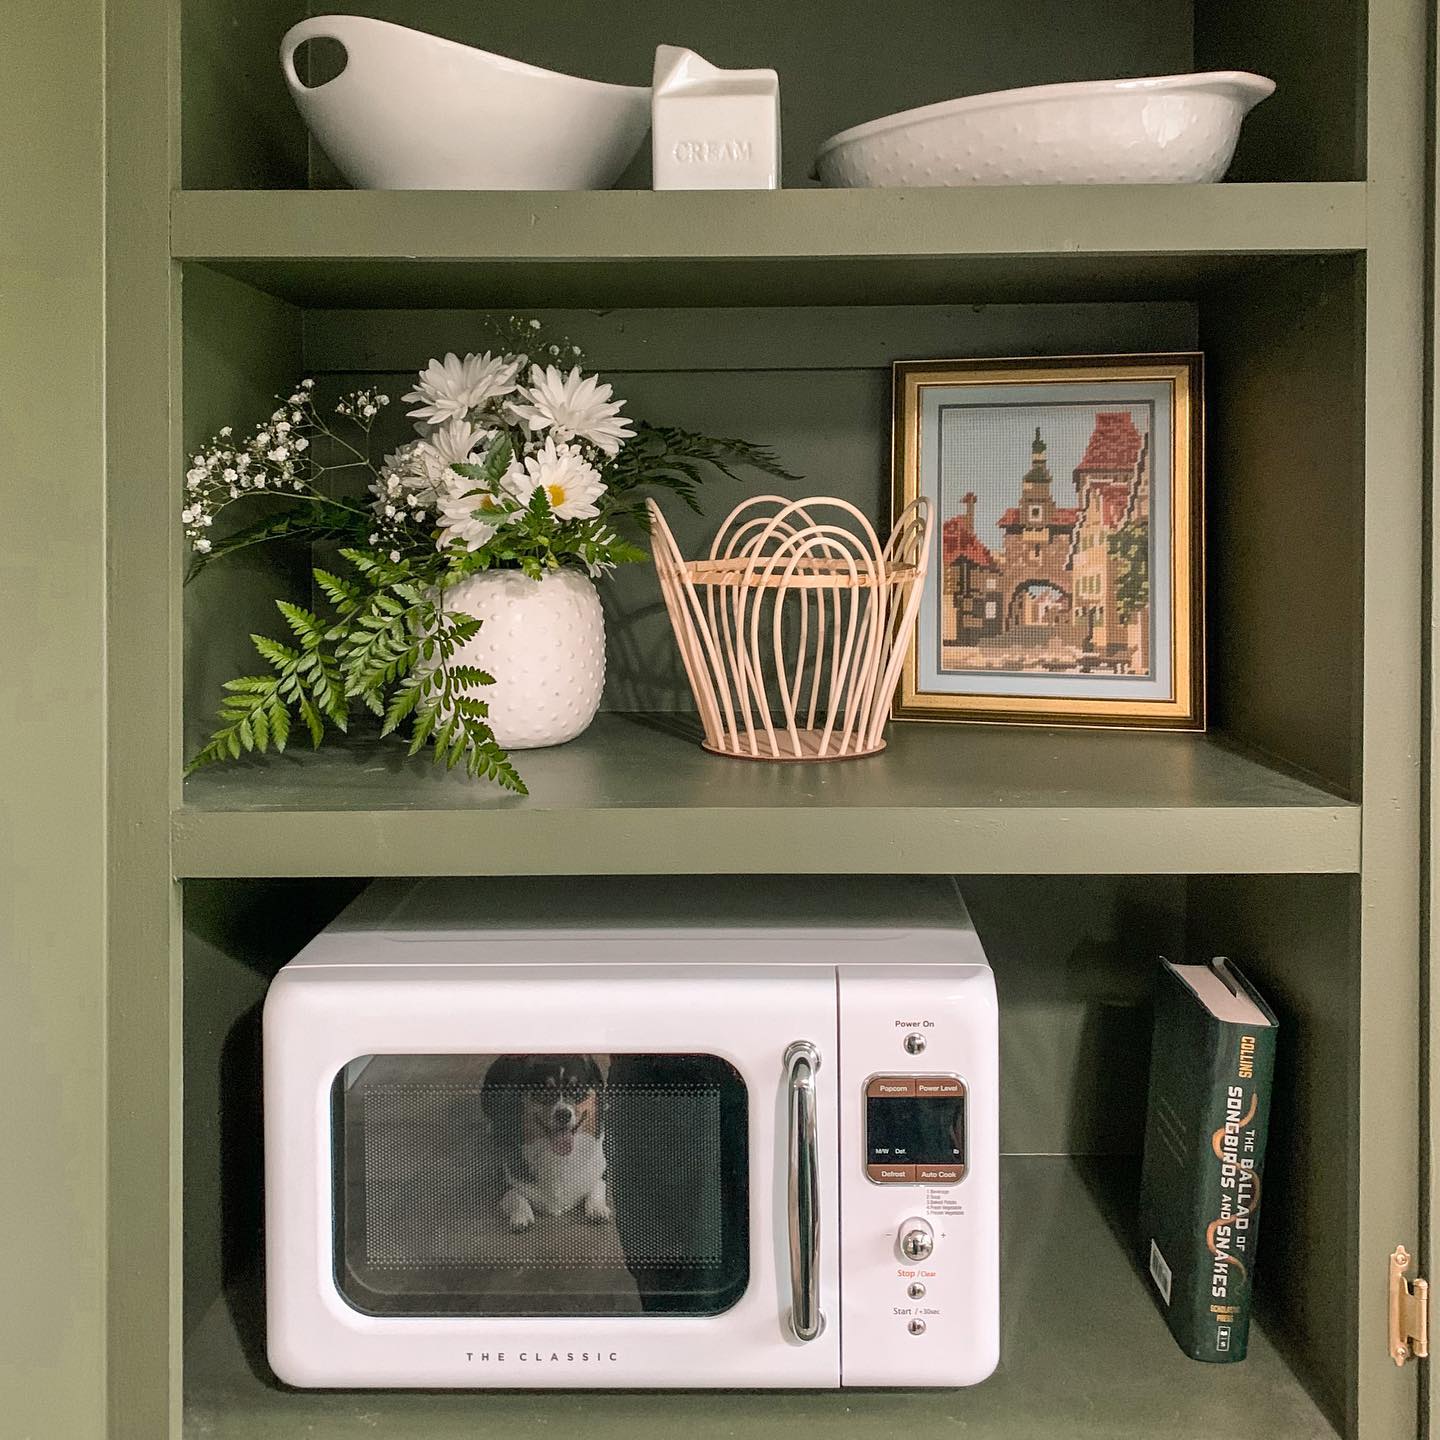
<box><xmin>443</xmin><ymin>568</ymin><xmax>605</xmax><ymax>750</ymax></box>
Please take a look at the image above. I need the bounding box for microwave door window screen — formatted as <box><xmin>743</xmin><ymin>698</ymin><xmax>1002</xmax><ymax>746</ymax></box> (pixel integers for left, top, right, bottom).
<box><xmin>332</xmin><ymin>1054</ymin><xmax>749</xmax><ymax>1318</ymax></box>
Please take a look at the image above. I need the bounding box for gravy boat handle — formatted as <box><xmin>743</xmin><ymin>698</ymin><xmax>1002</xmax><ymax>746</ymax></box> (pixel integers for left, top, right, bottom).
<box><xmin>280</xmin><ymin>15</ymin><xmax>384</xmax><ymax>96</ymax></box>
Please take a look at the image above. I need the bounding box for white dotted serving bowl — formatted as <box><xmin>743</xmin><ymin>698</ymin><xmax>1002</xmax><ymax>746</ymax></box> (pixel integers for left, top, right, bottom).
<box><xmin>813</xmin><ymin>72</ymin><xmax>1275</xmax><ymax>188</ymax></box>
<box><xmin>280</xmin><ymin>15</ymin><xmax>651</xmax><ymax>190</ymax></box>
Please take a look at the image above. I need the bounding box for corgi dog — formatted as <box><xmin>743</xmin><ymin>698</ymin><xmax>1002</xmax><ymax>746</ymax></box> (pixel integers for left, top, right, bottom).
<box><xmin>480</xmin><ymin>1054</ymin><xmax>611</xmax><ymax>1232</ymax></box>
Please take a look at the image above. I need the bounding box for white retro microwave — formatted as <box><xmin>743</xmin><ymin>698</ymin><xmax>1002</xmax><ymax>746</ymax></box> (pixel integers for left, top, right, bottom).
<box><xmin>263</xmin><ymin>877</ymin><xmax>999</xmax><ymax>1389</ymax></box>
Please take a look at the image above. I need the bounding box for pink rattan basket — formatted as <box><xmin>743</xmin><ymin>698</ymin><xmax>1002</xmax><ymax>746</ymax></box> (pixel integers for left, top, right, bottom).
<box><xmin>648</xmin><ymin>494</ymin><xmax>933</xmax><ymax>761</ymax></box>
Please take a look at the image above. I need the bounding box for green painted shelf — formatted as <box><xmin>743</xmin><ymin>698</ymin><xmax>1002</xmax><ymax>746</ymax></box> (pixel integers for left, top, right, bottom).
<box><xmin>182</xmin><ymin>1157</ymin><xmax>1336</xmax><ymax>1440</ymax></box>
<box><xmin>173</xmin><ymin>714</ymin><xmax>1357</xmax><ymax>878</ymax></box>
<box><xmin>170</xmin><ymin>182</ymin><xmax>1366</xmax><ymax>307</ymax></box>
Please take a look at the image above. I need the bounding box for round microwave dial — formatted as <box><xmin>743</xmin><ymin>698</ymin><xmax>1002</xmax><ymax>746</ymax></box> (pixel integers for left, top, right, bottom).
<box><xmin>899</xmin><ymin>1217</ymin><xmax>934</xmax><ymax>1262</ymax></box>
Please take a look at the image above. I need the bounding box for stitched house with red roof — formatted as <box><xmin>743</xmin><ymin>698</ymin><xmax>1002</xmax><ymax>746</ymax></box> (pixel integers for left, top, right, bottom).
<box><xmin>940</xmin><ymin>493</ymin><xmax>1002</xmax><ymax>641</ymax></box>
<box><xmin>1067</xmin><ymin>411</ymin><xmax>1151</xmax><ymax>668</ymax></box>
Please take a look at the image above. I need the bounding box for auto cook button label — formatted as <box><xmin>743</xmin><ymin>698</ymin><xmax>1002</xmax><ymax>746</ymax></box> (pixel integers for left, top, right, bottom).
<box><xmin>915</xmin><ymin>1164</ymin><xmax>964</xmax><ymax>1184</ymax></box>
<box><xmin>867</xmin><ymin>1077</ymin><xmax>917</xmax><ymax>1098</ymax></box>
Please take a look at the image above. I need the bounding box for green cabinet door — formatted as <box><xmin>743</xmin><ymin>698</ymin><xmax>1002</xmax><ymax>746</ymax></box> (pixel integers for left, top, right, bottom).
<box><xmin>0</xmin><ymin>2</ymin><xmax>108</xmax><ymax>1439</ymax></box>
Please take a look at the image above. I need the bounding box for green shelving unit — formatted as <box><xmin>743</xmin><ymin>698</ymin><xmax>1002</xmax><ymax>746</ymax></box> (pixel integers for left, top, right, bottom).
<box><xmin>175</xmin><ymin>718</ymin><xmax>1359</xmax><ymax>878</ymax></box>
<box><xmin>169</xmin><ymin>183</ymin><xmax>1365</xmax><ymax>306</ymax></box>
<box><xmin>4</xmin><ymin>0</ymin><xmax>1431</xmax><ymax>1436</ymax></box>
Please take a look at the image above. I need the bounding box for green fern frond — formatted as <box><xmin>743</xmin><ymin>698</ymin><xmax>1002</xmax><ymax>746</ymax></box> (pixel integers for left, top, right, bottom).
<box><xmin>275</xmin><ymin>600</ymin><xmax>326</xmax><ymax>649</ymax></box>
<box><xmin>603</xmin><ymin>422</ymin><xmax>802</xmax><ymax>513</ymax></box>
<box><xmin>185</xmin><ymin>621</ymin><xmax>339</xmax><ymax>775</ymax></box>
<box><xmin>314</xmin><ymin>567</ymin><xmax>366</xmax><ymax>613</ymax></box>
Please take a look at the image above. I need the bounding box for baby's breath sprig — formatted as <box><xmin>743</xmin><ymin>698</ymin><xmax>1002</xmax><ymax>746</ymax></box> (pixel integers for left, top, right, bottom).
<box><xmin>181</xmin><ymin>381</ymin><xmax>391</xmax><ymax>560</ymax></box>
<box><xmin>333</xmin><ymin>385</ymin><xmax>390</xmax><ymax>425</ymax></box>
<box><xmin>482</xmin><ymin>313</ymin><xmax>586</xmax><ymax>370</ymax></box>
<box><xmin>367</xmin><ymin>454</ymin><xmax>440</xmax><ymax>560</ymax></box>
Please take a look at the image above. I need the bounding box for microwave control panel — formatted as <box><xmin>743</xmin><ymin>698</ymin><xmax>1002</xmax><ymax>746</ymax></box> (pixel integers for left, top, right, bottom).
<box><xmin>863</xmin><ymin>1075</ymin><xmax>966</xmax><ymax>1184</ymax></box>
<box><xmin>837</xmin><ymin>964</ymin><xmax>999</xmax><ymax>1388</ymax></box>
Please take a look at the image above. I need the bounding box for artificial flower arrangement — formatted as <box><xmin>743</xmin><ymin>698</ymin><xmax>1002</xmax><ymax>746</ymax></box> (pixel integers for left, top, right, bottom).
<box><xmin>183</xmin><ymin>320</ymin><xmax>792</xmax><ymax>792</ymax></box>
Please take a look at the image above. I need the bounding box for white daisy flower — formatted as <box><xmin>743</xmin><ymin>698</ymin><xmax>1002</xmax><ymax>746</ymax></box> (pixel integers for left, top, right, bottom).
<box><xmin>503</xmin><ymin>436</ymin><xmax>607</xmax><ymax>520</ymax></box>
<box><xmin>425</xmin><ymin>417</ymin><xmax>493</xmax><ymax>466</ymax></box>
<box><xmin>435</xmin><ymin>499</ymin><xmax>497</xmax><ymax>553</ymax></box>
<box><xmin>402</xmin><ymin>351</ymin><xmax>520</xmax><ymax>427</ymax></box>
<box><xmin>506</xmin><ymin>365</ymin><xmax>635</xmax><ymax>457</ymax></box>
<box><xmin>435</xmin><ymin>472</ymin><xmax>514</xmax><ymax>553</ymax></box>
<box><xmin>376</xmin><ymin>419</ymin><xmax>497</xmax><ymax>515</ymax></box>
<box><xmin>430</xmin><ymin>428</ymin><xmax>518</xmax><ymax>553</ymax></box>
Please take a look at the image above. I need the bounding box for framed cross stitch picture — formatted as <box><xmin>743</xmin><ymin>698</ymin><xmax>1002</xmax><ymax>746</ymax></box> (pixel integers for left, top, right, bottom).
<box><xmin>892</xmin><ymin>354</ymin><xmax>1204</xmax><ymax>729</ymax></box>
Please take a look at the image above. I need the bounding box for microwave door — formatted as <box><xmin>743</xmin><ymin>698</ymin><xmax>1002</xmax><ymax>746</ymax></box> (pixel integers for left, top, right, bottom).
<box><xmin>333</xmin><ymin>1050</ymin><xmax>751</xmax><ymax>1322</ymax></box>
<box><xmin>269</xmin><ymin>963</ymin><xmax>842</xmax><ymax>1388</ymax></box>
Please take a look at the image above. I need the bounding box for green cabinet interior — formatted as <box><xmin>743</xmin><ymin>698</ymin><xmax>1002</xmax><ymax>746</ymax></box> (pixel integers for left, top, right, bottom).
<box><xmin>179</xmin><ymin>261</ymin><xmax>1365</xmax><ymax>773</ymax></box>
<box><xmin>181</xmin><ymin>875</ymin><xmax>1357</xmax><ymax>1439</ymax></box>
<box><xmin>55</xmin><ymin>0</ymin><xmax>1423</xmax><ymax>1437</ymax></box>
<box><xmin>174</xmin><ymin>259</ymin><xmax>1366</xmax><ymax>881</ymax></box>
<box><xmin>182</xmin><ymin>0</ymin><xmax>1363</xmax><ymax>191</ymax></box>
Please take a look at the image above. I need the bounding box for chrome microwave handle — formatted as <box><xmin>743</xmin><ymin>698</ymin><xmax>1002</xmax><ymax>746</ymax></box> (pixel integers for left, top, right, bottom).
<box><xmin>784</xmin><ymin>1040</ymin><xmax>824</xmax><ymax>1342</ymax></box>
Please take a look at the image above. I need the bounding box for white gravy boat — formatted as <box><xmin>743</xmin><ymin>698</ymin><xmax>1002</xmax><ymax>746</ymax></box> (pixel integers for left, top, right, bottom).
<box><xmin>280</xmin><ymin>15</ymin><xmax>651</xmax><ymax>190</ymax></box>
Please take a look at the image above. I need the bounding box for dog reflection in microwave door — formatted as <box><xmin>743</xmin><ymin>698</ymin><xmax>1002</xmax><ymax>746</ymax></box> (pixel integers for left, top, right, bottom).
<box><xmin>480</xmin><ymin>1055</ymin><xmax>611</xmax><ymax>1231</ymax></box>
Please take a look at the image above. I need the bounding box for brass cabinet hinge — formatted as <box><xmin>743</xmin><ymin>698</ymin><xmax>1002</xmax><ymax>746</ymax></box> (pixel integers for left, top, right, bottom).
<box><xmin>1389</xmin><ymin>1246</ymin><xmax>1429</xmax><ymax>1366</ymax></box>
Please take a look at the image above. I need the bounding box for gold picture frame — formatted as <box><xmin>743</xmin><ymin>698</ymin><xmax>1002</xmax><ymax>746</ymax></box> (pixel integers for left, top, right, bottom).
<box><xmin>892</xmin><ymin>354</ymin><xmax>1204</xmax><ymax>729</ymax></box>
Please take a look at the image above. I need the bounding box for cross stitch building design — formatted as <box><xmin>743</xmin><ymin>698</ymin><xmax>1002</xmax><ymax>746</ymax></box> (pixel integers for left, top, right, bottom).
<box><xmin>939</xmin><ymin>412</ymin><xmax>1152</xmax><ymax>678</ymax></box>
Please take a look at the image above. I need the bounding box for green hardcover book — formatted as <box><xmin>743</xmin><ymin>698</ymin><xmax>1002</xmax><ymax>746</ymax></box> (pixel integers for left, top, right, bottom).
<box><xmin>1137</xmin><ymin>956</ymin><xmax>1279</xmax><ymax>1363</ymax></box>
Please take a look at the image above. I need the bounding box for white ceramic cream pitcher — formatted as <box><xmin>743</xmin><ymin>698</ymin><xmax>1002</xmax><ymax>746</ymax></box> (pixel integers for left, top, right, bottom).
<box><xmin>280</xmin><ymin>15</ymin><xmax>651</xmax><ymax>190</ymax></box>
<box><xmin>651</xmin><ymin>45</ymin><xmax>781</xmax><ymax>189</ymax></box>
